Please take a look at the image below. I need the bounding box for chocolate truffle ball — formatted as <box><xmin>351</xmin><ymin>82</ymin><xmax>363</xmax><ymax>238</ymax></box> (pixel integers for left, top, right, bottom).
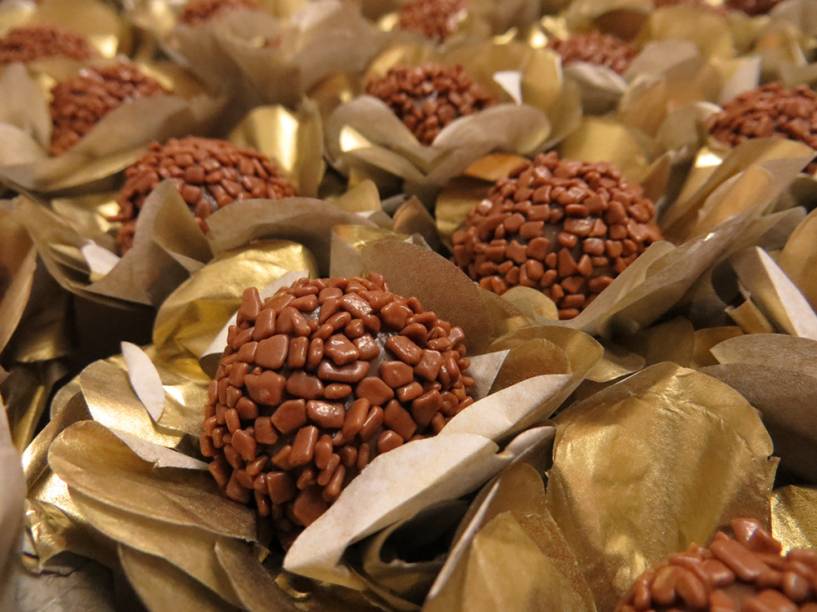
<box><xmin>708</xmin><ymin>83</ymin><xmax>817</xmax><ymax>174</ymax></box>
<box><xmin>180</xmin><ymin>0</ymin><xmax>260</xmax><ymax>25</ymax></box>
<box><xmin>365</xmin><ymin>64</ymin><xmax>494</xmax><ymax>146</ymax></box>
<box><xmin>113</xmin><ymin>137</ymin><xmax>296</xmax><ymax>253</ymax></box>
<box><xmin>725</xmin><ymin>0</ymin><xmax>783</xmax><ymax>15</ymax></box>
<box><xmin>397</xmin><ymin>0</ymin><xmax>467</xmax><ymax>42</ymax></box>
<box><xmin>0</xmin><ymin>25</ymin><xmax>95</xmax><ymax>64</ymax></box>
<box><xmin>549</xmin><ymin>32</ymin><xmax>637</xmax><ymax>75</ymax></box>
<box><xmin>617</xmin><ymin>518</ymin><xmax>817</xmax><ymax>611</ymax></box>
<box><xmin>451</xmin><ymin>152</ymin><xmax>662</xmax><ymax>320</ymax></box>
<box><xmin>49</xmin><ymin>63</ymin><xmax>168</xmax><ymax>156</ymax></box>
<box><xmin>201</xmin><ymin>274</ymin><xmax>476</xmax><ymax>542</ymax></box>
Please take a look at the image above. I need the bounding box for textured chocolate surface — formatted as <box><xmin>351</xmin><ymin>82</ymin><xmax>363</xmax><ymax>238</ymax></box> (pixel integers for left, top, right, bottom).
<box><xmin>452</xmin><ymin>152</ymin><xmax>662</xmax><ymax>319</ymax></box>
<box><xmin>201</xmin><ymin>274</ymin><xmax>476</xmax><ymax>544</ymax></box>
<box><xmin>113</xmin><ymin>137</ymin><xmax>296</xmax><ymax>252</ymax></box>
<box><xmin>0</xmin><ymin>25</ymin><xmax>94</xmax><ymax>64</ymax></box>
<box><xmin>49</xmin><ymin>63</ymin><xmax>167</xmax><ymax>156</ymax></box>
<box><xmin>709</xmin><ymin>83</ymin><xmax>817</xmax><ymax>174</ymax></box>
<box><xmin>725</xmin><ymin>0</ymin><xmax>784</xmax><ymax>15</ymax></box>
<box><xmin>365</xmin><ymin>64</ymin><xmax>494</xmax><ymax>146</ymax></box>
<box><xmin>397</xmin><ymin>0</ymin><xmax>467</xmax><ymax>42</ymax></box>
<box><xmin>549</xmin><ymin>32</ymin><xmax>637</xmax><ymax>75</ymax></box>
<box><xmin>180</xmin><ymin>0</ymin><xmax>260</xmax><ymax>25</ymax></box>
<box><xmin>617</xmin><ymin>518</ymin><xmax>817</xmax><ymax>611</ymax></box>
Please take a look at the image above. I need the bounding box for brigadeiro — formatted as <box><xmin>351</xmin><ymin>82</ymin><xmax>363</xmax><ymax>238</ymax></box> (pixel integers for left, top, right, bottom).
<box><xmin>451</xmin><ymin>152</ymin><xmax>662</xmax><ymax>320</ymax></box>
<box><xmin>397</xmin><ymin>0</ymin><xmax>468</xmax><ymax>42</ymax></box>
<box><xmin>180</xmin><ymin>0</ymin><xmax>260</xmax><ymax>25</ymax></box>
<box><xmin>200</xmin><ymin>273</ymin><xmax>476</xmax><ymax>544</ymax></box>
<box><xmin>365</xmin><ymin>64</ymin><xmax>495</xmax><ymax>146</ymax></box>
<box><xmin>617</xmin><ymin>518</ymin><xmax>817</xmax><ymax>611</ymax></box>
<box><xmin>548</xmin><ymin>32</ymin><xmax>637</xmax><ymax>75</ymax></box>
<box><xmin>49</xmin><ymin>63</ymin><xmax>168</xmax><ymax>156</ymax></box>
<box><xmin>0</xmin><ymin>25</ymin><xmax>95</xmax><ymax>64</ymax></box>
<box><xmin>112</xmin><ymin>136</ymin><xmax>296</xmax><ymax>252</ymax></box>
<box><xmin>708</xmin><ymin>83</ymin><xmax>817</xmax><ymax>174</ymax></box>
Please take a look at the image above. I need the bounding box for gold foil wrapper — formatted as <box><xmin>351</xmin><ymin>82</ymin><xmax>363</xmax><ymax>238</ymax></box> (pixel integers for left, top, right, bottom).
<box><xmin>773</xmin><ymin>486</ymin><xmax>817</xmax><ymax>551</ymax></box>
<box><xmin>548</xmin><ymin>362</ymin><xmax>777</xmax><ymax>609</ymax></box>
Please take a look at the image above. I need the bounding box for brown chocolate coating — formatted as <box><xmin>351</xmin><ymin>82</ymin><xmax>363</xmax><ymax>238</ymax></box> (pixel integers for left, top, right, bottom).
<box><xmin>113</xmin><ymin>137</ymin><xmax>296</xmax><ymax>253</ymax></box>
<box><xmin>725</xmin><ymin>0</ymin><xmax>783</xmax><ymax>15</ymax></box>
<box><xmin>549</xmin><ymin>32</ymin><xmax>637</xmax><ymax>75</ymax></box>
<box><xmin>201</xmin><ymin>274</ymin><xmax>476</xmax><ymax>543</ymax></box>
<box><xmin>452</xmin><ymin>152</ymin><xmax>662</xmax><ymax>319</ymax></box>
<box><xmin>365</xmin><ymin>64</ymin><xmax>494</xmax><ymax>146</ymax></box>
<box><xmin>179</xmin><ymin>0</ymin><xmax>260</xmax><ymax>25</ymax></box>
<box><xmin>0</xmin><ymin>25</ymin><xmax>95</xmax><ymax>64</ymax></box>
<box><xmin>708</xmin><ymin>83</ymin><xmax>817</xmax><ymax>174</ymax></box>
<box><xmin>397</xmin><ymin>0</ymin><xmax>467</xmax><ymax>42</ymax></box>
<box><xmin>617</xmin><ymin>518</ymin><xmax>817</xmax><ymax>611</ymax></box>
<box><xmin>49</xmin><ymin>63</ymin><xmax>168</xmax><ymax>156</ymax></box>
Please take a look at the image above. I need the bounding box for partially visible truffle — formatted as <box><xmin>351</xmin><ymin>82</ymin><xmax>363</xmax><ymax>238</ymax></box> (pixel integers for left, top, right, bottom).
<box><xmin>49</xmin><ymin>63</ymin><xmax>168</xmax><ymax>156</ymax></box>
<box><xmin>201</xmin><ymin>274</ymin><xmax>476</xmax><ymax>544</ymax></box>
<box><xmin>397</xmin><ymin>0</ymin><xmax>467</xmax><ymax>42</ymax></box>
<box><xmin>708</xmin><ymin>83</ymin><xmax>817</xmax><ymax>174</ymax></box>
<box><xmin>180</xmin><ymin>0</ymin><xmax>260</xmax><ymax>25</ymax></box>
<box><xmin>365</xmin><ymin>64</ymin><xmax>494</xmax><ymax>146</ymax></box>
<box><xmin>617</xmin><ymin>518</ymin><xmax>817</xmax><ymax>611</ymax></box>
<box><xmin>0</xmin><ymin>25</ymin><xmax>95</xmax><ymax>64</ymax></box>
<box><xmin>725</xmin><ymin>0</ymin><xmax>784</xmax><ymax>15</ymax></box>
<box><xmin>549</xmin><ymin>32</ymin><xmax>637</xmax><ymax>75</ymax></box>
<box><xmin>452</xmin><ymin>152</ymin><xmax>662</xmax><ymax>319</ymax></box>
<box><xmin>114</xmin><ymin>137</ymin><xmax>296</xmax><ymax>252</ymax></box>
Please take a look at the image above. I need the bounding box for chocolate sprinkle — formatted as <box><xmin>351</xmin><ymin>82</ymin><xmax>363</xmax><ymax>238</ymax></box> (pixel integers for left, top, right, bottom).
<box><xmin>365</xmin><ymin>64</ymin><xmax>494</xmax><ymax>146</ymax></box>
<box><xmin>0</xmin><ymin>25</ymin><xmax>95</xmax><ymax>64</ymax></box>
<box><xmin>617</xmin><ymin>518</ymin><xmax>817</xmax><ymax>611</ymax></box>
<box><xmin>708</xmin><ymin>83</ymin><xmax>817</xmax><ymax>174</ymax></box>
<box><xmin>201</xmin><ymin>274</ymin><xmax>476</xmax><ymax>544</ymax></box>
<box><xmin>549</xmin><ymin>32</ymin><xmax>637</xmax><ymax>75</ymax></box>
<box><xmin>113</xmin><ymin>137</ymin><xmax>296</xmax><ymax>253</ymax></box>
<box><xmin>452</xmin><ymin>152</ymin><xmax>662</xmax><ymax>319</ymax></box>
<box><xmin>397</xmin><ymin>0</ymin><xmax>467</xmax><ymax>42</ymax></box>
<box><xmin>49</xmin><ymin>63</ymin><xmax>168</xmax><ymax>156</ymax></box>
<box><xmin>179</xmin><ymin>0</ymin><xmax>260</xmax><ymax>25</ymax></box>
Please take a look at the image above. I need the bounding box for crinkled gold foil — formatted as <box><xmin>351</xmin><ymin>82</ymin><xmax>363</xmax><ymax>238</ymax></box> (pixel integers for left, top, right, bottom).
<box><xmin>548</xmin><ymin>363</ymin><xmax>777</xmax><ymax>609</ymax></box>
<box><xmin>119</xmin><ymin>545</ymin><xmax>231</xmax><ymax>612</ymax></box>
<box><xmin>426</xmin><ymin>463</ymin><xmax>596</xmax><ymax>612</ymax></box>
<box><xmin>2</xmin><ymin>361</ymin><xmax>67</xmax><ymax>451</ymax></box>
<box><xmin>26</xmin><ymin>0</ymin><xmax>131</xmax><ymax>58</ymax></box>
<box><xmin>153</xmin><ymin>240</ymin><xmax>318</xmax><ymax>378</ymax></box>
<box><xmin>772</xmin><ymin>486</ymin><xmax>817</xmax><ymax>550</ymax></box>
<box><xmin>48</xmin><ymin>421</ymin><xmax>256</xmax><ymax>540</ymax></box>
<box><xmin>779</xmin><ymin>207</ymin><xmax>817</xmax><ymax>310</ymax></box>
<box><xmin>0</xmin><ymin>205</ymin><xmax>36</xmax><ymax>356</ymax></box>
<box><xmin>639</xmin><ymin>5</ymin><xmax>735</xmax><ymax>59</ymax></box>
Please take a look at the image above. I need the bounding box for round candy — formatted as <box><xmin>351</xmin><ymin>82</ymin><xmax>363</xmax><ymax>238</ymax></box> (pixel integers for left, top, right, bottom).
<box><xmin>365</xmin><ymin>64</ymin><xmax>494</xmax><ymax>146</ymax></box>
<box><xmin>451</xmin><ymin>152</ymin><xmax>662</xmax><ymax>319</ymax></box>
<box><xmin>397</xmin><ymin>0</ymin><xmax>468</xmax><ymax>42</ymax></box>
<box><xmin>201</xmin><ymin>274</ymin><xmax>476</xmax><ymax>543</ymax></box>
<box><xmin>708</xmin><ymin>83</ymin><xmax>817</xmax><ymax>174</ymax></box>
<box><xmin>180</xmin><ymin>0</ymin><xmax>260</xmax><ymax>25</ymax></box>
<box><xmin>549</xmin><ymin>32</ymin><xmax>637</xmax><ymax>75</ymax></box>
<box><xmin>617</xmin><ymin>518</ymin><xmax>817</xmax><ymax>611</ymax></box>
<box><xmin>0</xmin><ymin>25</ymin><xmax>94</xmax><ymax>65</ymax></box>
<box><xmin>113</xmin><ymin>137</ymin><xmax>296</xmax><ymax>252</ymax></box>
<box><xmin>49</xmin><ymin>63</ymin><xmax>167</xmax><ymax>156</ymax></box>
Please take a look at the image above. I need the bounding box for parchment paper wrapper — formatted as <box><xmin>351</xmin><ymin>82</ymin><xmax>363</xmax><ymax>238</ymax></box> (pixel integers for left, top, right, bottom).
<box><xmin>326</xmin><ymin>40</ymin><xmax>581</xmax><ymax>201</ymax></box>
<box><xmin>168</xmin><ymin>0</ymin><xmax>387</xmax><ymax>110</ymax></box>
<box><xmin>12</xmin><ymin>100</ymin><xmax>337</xmax><ymax>309</ymax></box>
<box><xmin>0</xmin><ymin>58</ymin><xmax>224</xmax><ymax>193</ymax></box>
<box><xmin>0</xmin><ymin>401</ymin><xmax>26</xmax><ymax>611</ymax></box>
<box><xmin>702</xmin><ymin>333</ymin><xmax>817</xmax><ymax>483</ymax></box>
<box><xmin>547</xmin><ymin>362</ymin><xmax>777</xmax><ymax>610</ymax></box>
